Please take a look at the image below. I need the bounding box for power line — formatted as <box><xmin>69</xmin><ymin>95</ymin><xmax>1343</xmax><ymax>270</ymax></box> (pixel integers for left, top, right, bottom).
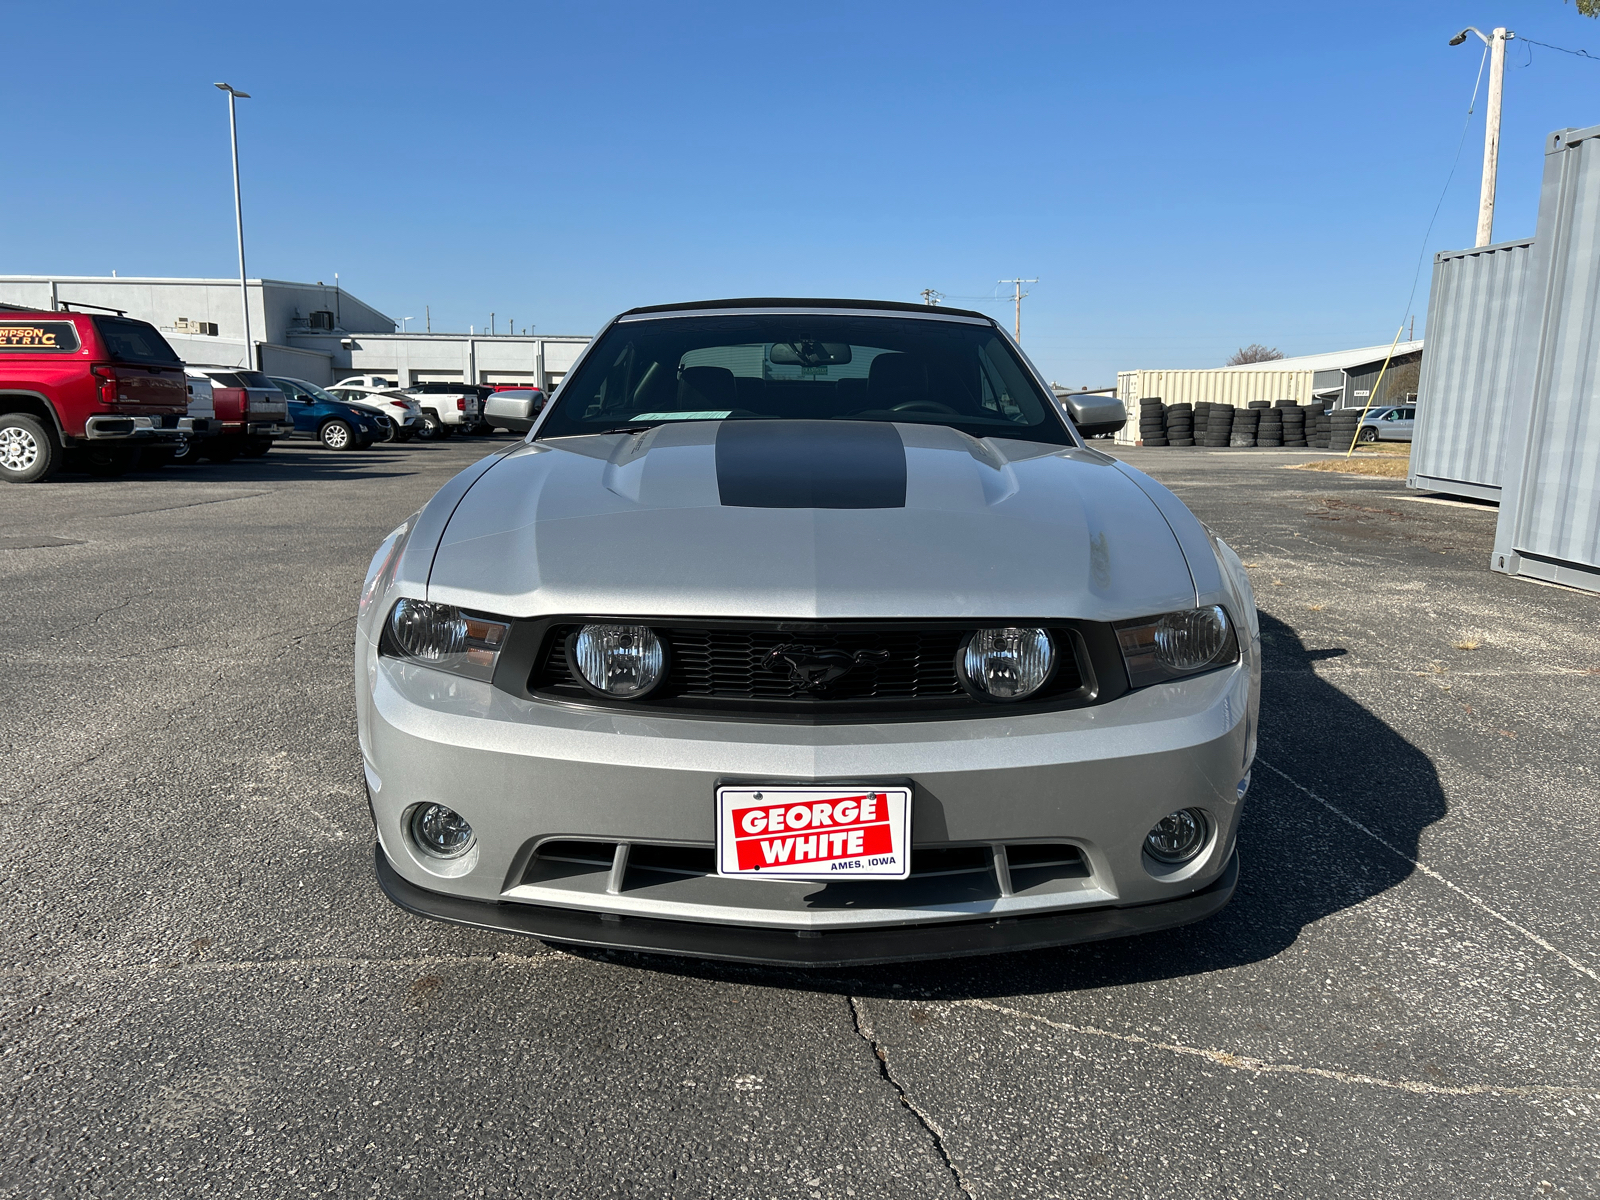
<box><xmin>1394</xmin><ymin>41</ymin><xmax>1490</xmax><ymax>340</ymax></box>
<box><xmin>1518</xmin><ymin>34</ymin><xmax>1600</xmax><ymax>62</ymax></box>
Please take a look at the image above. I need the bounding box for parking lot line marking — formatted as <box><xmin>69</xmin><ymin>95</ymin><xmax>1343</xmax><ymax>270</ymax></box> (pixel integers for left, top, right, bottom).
<box><xmin>957</xmin><ymin>998</ymin><xmax>1600</xmax><ymax>1098</ymax></box>
<box><xmin>1256</xmin><ymin>758</ymin><xmax>1600</xmax><ymax>988</ymax></box>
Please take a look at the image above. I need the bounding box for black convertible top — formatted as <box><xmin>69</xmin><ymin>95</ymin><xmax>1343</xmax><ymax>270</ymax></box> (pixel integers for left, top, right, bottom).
<box><xmin>619</xmin><ymin>297</ymin><xmax>991</xmax><ymax>321</ymax></box>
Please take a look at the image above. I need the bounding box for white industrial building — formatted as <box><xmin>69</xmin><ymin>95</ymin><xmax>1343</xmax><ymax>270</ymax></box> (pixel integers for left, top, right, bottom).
<box><xmin>0</xmin><ymin>275</ymin><xmax>591</xmax><ymax>390</ymax></box>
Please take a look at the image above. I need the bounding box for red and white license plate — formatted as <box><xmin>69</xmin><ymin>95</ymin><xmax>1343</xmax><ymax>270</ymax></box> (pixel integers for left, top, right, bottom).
<box><xmin>716</xmin><ymin>786</ymin><xmax>911</xmax><ymax>881</ymax></box>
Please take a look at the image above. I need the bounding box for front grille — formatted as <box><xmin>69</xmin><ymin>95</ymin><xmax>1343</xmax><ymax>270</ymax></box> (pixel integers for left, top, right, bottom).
<box><xmin>528</xmin><ymin>623</ymin><xmax>1086</xmax><ymax>719</ymax></box>
<box><xmin>520</xmin><ymin>838</ymin><xmax>1089</xmax><ymax>904</ymax></box>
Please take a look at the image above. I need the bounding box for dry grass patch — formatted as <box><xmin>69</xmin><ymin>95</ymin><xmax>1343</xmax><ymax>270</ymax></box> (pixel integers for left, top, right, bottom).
<box><xmin>1290</xmin><ymin>458</ymin><xmax>1410</xmax><ymax>479</ymax></box>
<box><xmin>1453</xmin><ymin>638</ymin><xmax>1482</xmax><ymax>651</ymax></box>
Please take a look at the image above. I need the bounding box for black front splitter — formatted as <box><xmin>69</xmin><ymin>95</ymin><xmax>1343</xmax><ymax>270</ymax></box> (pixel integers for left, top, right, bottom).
<box><xmin>374</xmin><ymin>845</ymin><xmax>1238</xmax><ymax>968</ymax></box>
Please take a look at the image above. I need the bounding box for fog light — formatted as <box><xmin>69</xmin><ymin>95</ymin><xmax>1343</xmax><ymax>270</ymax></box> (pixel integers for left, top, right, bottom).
<box><xmin>1144</xmin><ymin>809</ymin><xmax>1208</xmax><ymax>864</ymax></box>
<box><xmin>410</xmin><ymin>803</ymin><xmax>475</xmax><ymax>859</ymax></box>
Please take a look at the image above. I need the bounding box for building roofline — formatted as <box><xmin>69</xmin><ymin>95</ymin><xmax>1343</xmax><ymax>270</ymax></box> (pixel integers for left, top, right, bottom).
<box><xmin>285</xmin><ymin>331</ymin><xmax>593</xmax><ymax>342</ymax></box>
<box><xmin>0</xmin><ymin>274</ymin><xmax>357</xmax><ymax>289</ymax></box>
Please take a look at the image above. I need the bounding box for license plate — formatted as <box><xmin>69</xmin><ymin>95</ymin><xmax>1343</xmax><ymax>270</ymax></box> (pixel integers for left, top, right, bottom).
<box><xmin>716</xmin><ymin>786</ymin><xmax>911</xmax><ymax>880</ymax></box>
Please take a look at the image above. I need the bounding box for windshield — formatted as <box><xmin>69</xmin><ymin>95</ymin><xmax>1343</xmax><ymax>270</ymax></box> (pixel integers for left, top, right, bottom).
<box><xmin>301</xmin><ymin>382</ymin><xmax>341</xmax><ymax>403</ymax></box>
<box><xmin>536</xmin><ymin>314</ymin><xmax>1071</xmax><ymax>444</ymax></box>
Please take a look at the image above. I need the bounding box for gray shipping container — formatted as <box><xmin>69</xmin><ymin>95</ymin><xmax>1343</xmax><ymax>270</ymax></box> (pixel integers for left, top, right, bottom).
<box><xmin>1407</xmin><ymin>237</ymin><xmax>1536</xmax><ymax>500</ymax></box>
<box><xmin>1492</xmin><ymin>124</ymin><xmax>1600</xmax><ymax>593</ymax></box>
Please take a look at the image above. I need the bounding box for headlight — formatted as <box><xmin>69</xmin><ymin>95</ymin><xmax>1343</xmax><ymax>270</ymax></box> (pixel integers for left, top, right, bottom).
<box><xmin>1116</xmin><ymin>605</ymin><xmax>1237</xmax><ymax>688</ymax></box>
<box><xmin>383</xmin><ymin>599</ymin><xmax>509</xmax><ymax>681</ymax></box>
<box><xmin>958</xmin><ymin>626</ymin><xmax>1055</xmax><ymax>701</ymax></box>
<box><xmin>568</xmin><ymin>624</ymin><xmax>667</xmax><ymax>698</ymax></box>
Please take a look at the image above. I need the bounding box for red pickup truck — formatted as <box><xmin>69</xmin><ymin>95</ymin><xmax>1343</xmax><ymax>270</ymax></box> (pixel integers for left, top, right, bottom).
<box><xmin>0</xmin><ymin>308</ymin><xmax>211</xmax><ymax>482</ymax></box>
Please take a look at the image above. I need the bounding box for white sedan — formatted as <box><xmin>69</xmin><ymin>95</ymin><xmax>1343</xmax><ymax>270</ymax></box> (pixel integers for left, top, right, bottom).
<box><xmin>327</xmin><ymin>385</ymin><xmax>425</xmax><ymax>442</ymax></box>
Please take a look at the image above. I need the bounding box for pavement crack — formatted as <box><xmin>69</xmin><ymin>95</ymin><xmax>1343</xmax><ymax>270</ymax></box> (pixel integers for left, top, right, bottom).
<box><xmin>957</xmin><ymin>998</ymin><xmax>1600</xmax><ymax>1099</ymax></box>
<box><xmin>848</xmin><ymin>995</ymin><xmax>974</xmax><ymax>1197</ymax></box>
<box><xmin>0</xmin><ymin>949</ymin><xmax>569</xmax><ymax>981</ymax></box>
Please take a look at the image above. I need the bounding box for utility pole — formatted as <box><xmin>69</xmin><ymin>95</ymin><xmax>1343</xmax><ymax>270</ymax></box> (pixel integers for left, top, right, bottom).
<box><xmin>426</xmin><ymin>305</ymin><xmax>431</xmax><ymax>334</ymax></box>
<box><xmin>1450</xmin><ymin>26</ymin><xmax>1515</xmax><ymax>247</ymax></box>
<box><xmin>214</xmin><ymin>83</ymin><xmax>252</xmax><ymax>369</ymax></box>
<box><xmin>998</xmin><ymin>278</ymin><xmax>1038</xmax><ymax>342</ymax></box>
<box><xmin>920</xmin><ymin>288</ymin><xmax>943</xmax><ymax>307</ymax></box>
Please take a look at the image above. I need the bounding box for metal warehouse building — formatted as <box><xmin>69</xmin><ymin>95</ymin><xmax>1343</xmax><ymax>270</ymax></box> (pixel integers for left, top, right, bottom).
<box><xmin>0</xmin><ymin>275</ymin><xmax>590</xmax><ymax>391</ymax></box>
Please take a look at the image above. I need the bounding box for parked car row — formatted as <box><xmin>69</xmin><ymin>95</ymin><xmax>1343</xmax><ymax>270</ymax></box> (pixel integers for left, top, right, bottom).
<box><xmin>0</xmin><ymin>305</ymin><xmax>550</xmax><ymax>482</ymax></box>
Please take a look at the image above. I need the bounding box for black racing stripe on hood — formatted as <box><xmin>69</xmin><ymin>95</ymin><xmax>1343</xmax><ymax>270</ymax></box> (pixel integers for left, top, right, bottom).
<box><xmin>715</xmin><ymin>420</ymin><xmax>907</xmax><ymax>509</ymax></box>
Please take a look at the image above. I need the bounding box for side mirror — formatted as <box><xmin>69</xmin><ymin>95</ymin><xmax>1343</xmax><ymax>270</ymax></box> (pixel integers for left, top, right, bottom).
<box><xmin>484</xmin><ymin>392</ymin><xmax>538</xmax><ymax>432</ymax></box>
<box><xmin>1060</xmin><ymin>393</ymin><xmax>1126</xmax><ymax>438</ymax></box>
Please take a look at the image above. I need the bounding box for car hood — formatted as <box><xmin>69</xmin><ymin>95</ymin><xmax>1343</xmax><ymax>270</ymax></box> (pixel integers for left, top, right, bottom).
<box><xmin>424</xmin><ymin>421</ymin><xmax>1197</xmax><ymax>620</ymax></box>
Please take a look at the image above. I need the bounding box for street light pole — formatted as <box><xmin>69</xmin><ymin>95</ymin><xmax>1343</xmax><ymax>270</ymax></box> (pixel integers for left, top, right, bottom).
<box><xmin>1449</xmin><ymin>27</ymin><xmax>1515</xmax><ymax>247</ymax></box>
<box><xmin>214</xmin><ymin>83</ymin><xmax>253</xmax><ymax>368</ymax></box>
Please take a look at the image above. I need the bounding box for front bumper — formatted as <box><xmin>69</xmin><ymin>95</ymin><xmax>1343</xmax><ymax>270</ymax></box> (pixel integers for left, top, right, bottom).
<box><xmin>376</xmin><ymin>842</ymin><xmax>1239</xmax><ymax>966</ymax></box>
<box><xmin>360</xmin><ymin>635</ymin><xmax>1256</xmax><ymax>961</ymax></box>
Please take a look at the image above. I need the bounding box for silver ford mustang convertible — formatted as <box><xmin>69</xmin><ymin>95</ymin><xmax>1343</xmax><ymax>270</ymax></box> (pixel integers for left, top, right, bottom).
<box><xmin>356</xmin><ymin>299</ymin><xmax>1260</xmax><ymax>965</ymax></box>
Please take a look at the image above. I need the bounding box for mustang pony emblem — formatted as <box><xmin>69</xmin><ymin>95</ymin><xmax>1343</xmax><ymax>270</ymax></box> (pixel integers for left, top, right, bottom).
<box><xmin>762</xmin><ymin>644</ymin><xmax>890</xmax><ymax>693</ymax></box>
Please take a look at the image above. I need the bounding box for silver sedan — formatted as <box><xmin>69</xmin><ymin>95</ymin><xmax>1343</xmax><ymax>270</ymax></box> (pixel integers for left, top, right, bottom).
<box><xmin>1357</xmin><ymin>404</ymin><xmax>1416</xmax><ymax>442</ymax></box>
<box><xmin>355</xmin><ymin>299</ymin><xmax>1261</xmax><ymax>965</ymax></box>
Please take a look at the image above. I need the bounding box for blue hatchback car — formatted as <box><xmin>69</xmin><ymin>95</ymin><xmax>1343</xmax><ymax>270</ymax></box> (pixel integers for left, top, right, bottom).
<box><xmin>270</xmin><ymin>378</ymin><xmax>392</xmax><ymax>450</ymax></box>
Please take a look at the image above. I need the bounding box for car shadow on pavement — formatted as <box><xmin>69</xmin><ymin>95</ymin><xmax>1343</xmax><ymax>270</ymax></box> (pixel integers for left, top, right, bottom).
<box><xmin>564</xmin><ymin>611</ymin><xmax>1449</xmax><ymax>1000</ymax></box>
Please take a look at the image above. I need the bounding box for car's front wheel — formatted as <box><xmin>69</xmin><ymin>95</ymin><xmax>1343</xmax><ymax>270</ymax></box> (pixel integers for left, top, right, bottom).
<box><xmin>0</xmin><ymin>413</ymin><xmax>60</xmax><ymax>483</ymax></box>
<box><xmin>320</xmin><ymin>419</ymin><xmax>357</xmax><ymax>451</ymax></box>
<box><xmin>1358</xmin><ymin>426</ymin><xmax>1378</xmax><ymax>443</ymax></box>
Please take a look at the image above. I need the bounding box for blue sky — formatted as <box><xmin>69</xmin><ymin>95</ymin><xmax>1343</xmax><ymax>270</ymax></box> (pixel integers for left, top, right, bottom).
<box><xmin>3</xmin><ymin>1</ymin><xmax>1598</xmax><ymax>383</ymax></box>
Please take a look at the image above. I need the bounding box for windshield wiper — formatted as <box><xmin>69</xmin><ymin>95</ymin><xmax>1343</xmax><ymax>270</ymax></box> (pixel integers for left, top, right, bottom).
<box><xmin>599</xmin><ymin>425</ymin><xmax>653</xmax><ymax>436</ymax></box>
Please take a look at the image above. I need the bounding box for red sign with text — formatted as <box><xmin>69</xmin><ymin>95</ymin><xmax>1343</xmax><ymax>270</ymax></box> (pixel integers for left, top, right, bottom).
<box><xmin>716</xmin><ymin>786</ymin><xmax>911</xmax><ymax>880</ymax></box>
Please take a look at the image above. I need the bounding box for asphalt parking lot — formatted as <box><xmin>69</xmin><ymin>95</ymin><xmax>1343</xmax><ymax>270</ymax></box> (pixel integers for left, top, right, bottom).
<box><xmin>3</xmin><ymin>439</ymin><xmax>1597</xmax><ymax>1199</ymax></box>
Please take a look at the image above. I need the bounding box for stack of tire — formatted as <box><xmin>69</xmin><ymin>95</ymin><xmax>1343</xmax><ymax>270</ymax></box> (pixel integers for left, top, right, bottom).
<box><xmin>1330</xmin><ymin>407</ymin><xmax>1363</xmax><ymax>451</ymax></box>
<box><xmin>1279</xmin><ymin>399</ymin><xmax>1307</xmax><ymax>447</ymax></box>
<box><xmin>1256</xmin><ymin>402</ymin><xmax>1284</xmax><ymax>447</ymax></box>
<box><xmin>1202</xmin><ymin>403</ymin><xmax>1234</xmax><ymax>446</ymax></box>
<box><xmin>1231</xmin><ymin>405</ymin><xmax>1260</xmax><ymax>447</ymax></box>
<box><xmin>1165</xmin><ymin>403</ymin><xmax>1195</xmax><ymax>447</ymax></box>
<box><xmin>1307</xmin><ymin>405</ymin><xmax>1331</xmax><ymax>449</ymax></box>
<box><xmin>1139</xmin><ymin>398</ymin><xmax>1167</xmax><ymax>446</ymax></box>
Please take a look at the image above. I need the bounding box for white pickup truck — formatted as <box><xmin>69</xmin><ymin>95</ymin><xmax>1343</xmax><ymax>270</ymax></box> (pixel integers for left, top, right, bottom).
<box><xmin>397</xmin><ymin>382</ymin><xmax>484</xmax><ymax>439</ymax></box>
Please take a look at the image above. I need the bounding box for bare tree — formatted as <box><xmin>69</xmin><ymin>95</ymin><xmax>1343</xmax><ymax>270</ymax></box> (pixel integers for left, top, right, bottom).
<box><xmin>1226</xmin><ymin>344</ymin><xmax>1285</xmax><ymax>365</ymax></box>
<box><xmin>1377</xmin><ymin>361</ymin><xmax>1421</xmax><ymax>405</ymax></box>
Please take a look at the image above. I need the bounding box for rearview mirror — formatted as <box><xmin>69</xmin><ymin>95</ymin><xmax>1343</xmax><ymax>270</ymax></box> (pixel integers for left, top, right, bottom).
<box><xmin>767</xmin><ymin>341</ymin><xmax>852</xmax><ymax>367</ymax></box>
<box><xmin>1060</xmin><ymin>393</ymin><xmax>1126</xmax><ymax>438</ymax></box>
<box><xmin>485</xmin><ymin>392</ymin><xmax>538</xmax><ymax>432</ymax></box>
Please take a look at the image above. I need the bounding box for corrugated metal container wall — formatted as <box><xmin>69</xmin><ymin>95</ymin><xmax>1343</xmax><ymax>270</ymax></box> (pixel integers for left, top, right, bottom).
<box><xmin>1492</xmin><ymin>125</ymin><xmax>1600</xmax><ymax>593</ymax></box>
<box><xmin>1408</xmin><ymin>238</ymin><xmax>1535</xmax><ymax>500</ymax></box>
<box><xmin>1113</xmin><ymin>369</ymin><xmax>1314</xmax><ymax>443</ymax></box>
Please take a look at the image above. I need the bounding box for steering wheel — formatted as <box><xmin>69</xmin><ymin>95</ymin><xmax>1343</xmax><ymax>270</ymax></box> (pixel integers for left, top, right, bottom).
<box><xmin>890</xmin><ymin>401</ymin><xmax>960</xmax><ymax>415</ymax></box>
